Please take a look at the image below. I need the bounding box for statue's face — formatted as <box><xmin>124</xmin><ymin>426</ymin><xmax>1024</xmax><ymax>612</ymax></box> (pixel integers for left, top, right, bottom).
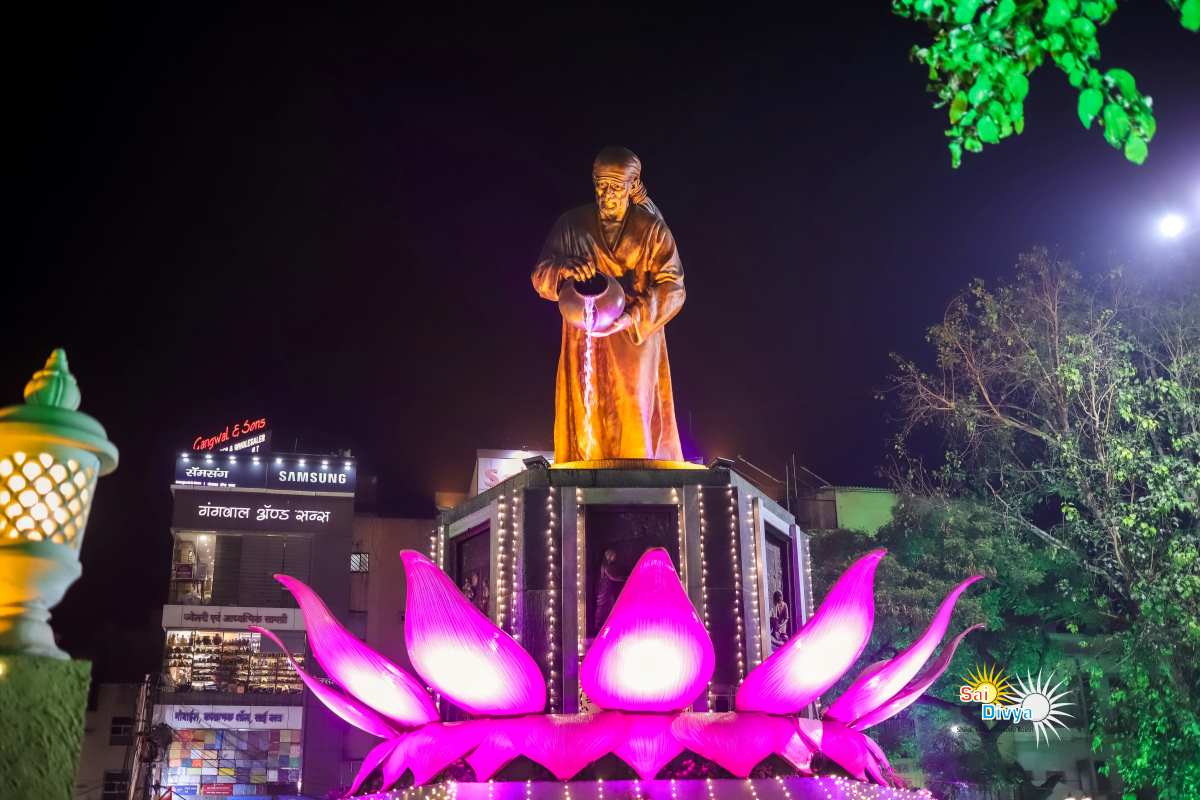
<box><xmin>594</xmin><ymin>176</ymin><xmax>631</xmax><ymax>222</ymax></box>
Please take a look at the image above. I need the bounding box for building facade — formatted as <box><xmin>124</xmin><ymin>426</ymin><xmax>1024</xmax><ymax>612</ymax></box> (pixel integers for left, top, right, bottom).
<box><xmin>151</xmin><ymin>451</ymin><xmax>358</xmax><ymax>799</ymax></box>
<box><xmin>75</xmin><ymin>683</ymin><xmax>141</xmax><ymax>800</ymax></box>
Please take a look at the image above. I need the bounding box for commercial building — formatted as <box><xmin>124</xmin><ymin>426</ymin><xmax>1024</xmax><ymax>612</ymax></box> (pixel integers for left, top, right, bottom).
<box><xmin>75</xmin><ymin>683</ymin><xmax>141</xmax><ymax>800</ymax></box>
<box><xmin>151</xmin><ymin>450</ymin><xmax>358</xmax><ymax>799</ymax></box>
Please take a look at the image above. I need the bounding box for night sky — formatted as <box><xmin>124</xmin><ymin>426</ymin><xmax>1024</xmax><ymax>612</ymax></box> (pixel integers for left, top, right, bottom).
<box><xmin>8</xmin><ymin>4</ymin><xmax>1198</xmax><ymax>679</ymax></box>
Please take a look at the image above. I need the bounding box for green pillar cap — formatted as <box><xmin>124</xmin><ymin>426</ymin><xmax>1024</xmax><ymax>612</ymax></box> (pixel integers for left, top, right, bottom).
<box><xmin>0</xmin><ymin>349</ymin><xmax>118</xmax><ymax>475</ymax></box>
<box><xmin>24</xmin><ymin>349</ymin><xmax>81</xmax><ymax>410</ymax></box>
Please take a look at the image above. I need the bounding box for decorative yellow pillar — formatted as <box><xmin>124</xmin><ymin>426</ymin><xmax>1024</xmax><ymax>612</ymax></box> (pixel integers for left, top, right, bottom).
<box><xmin>0</xmin><ymin>349</ymin><xmax>118</xmax><ymax>657</ymax></box>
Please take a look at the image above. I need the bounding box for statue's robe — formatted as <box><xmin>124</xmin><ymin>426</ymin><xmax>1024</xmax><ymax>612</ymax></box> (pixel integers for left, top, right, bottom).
<box><xmin>532</xmin><ymin>204</ymin><xmax>685</xmax><ymax>463</ymax></box>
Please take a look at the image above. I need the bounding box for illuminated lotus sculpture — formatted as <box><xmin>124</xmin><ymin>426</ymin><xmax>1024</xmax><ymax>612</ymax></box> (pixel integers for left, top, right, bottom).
<box><xmin>255</xmin><ymin>548</ymin><xmax>982</xmax><ymax>795</ymax></box>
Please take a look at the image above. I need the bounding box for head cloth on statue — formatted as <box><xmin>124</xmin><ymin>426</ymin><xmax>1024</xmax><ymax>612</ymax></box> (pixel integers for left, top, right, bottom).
<box><xmin>592</xmin><ymin>146</ymin><xmax>662</xmax><ymax>219</ymax></box>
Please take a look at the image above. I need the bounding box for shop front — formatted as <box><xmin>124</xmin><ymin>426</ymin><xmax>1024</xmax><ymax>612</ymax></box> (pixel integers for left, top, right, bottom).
<box><xmin>157</xmin><ymin>456</ymin><xmax>357</xmax><ymax>799</ymax></box>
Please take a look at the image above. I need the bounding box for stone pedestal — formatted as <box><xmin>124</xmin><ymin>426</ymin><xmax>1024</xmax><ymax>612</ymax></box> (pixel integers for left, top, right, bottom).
<box><xmin>437</xmin><ymin>463</ymin><xmax>809</xmax><ymax>716</ymax></box>
<box><xmin>0</xmin><ymin>654</ymin><xmax>91</xmax><ymax>800</ymax></box>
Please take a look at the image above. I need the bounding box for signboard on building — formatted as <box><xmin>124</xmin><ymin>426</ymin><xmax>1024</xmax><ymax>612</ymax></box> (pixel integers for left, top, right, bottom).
<box><xmin>153</xmin><ymin>704</ymin><xmax>304</xmax><ymax>731</ymax></box>
<box><xmin>190</xmin><ymin>417</ymin><xmax>270</xmax><ymax>453</ymax></box>
<box><xmin>172</xmin><ymin>490</ymin><xmax>353</xmax><ymax>534</ymax></box>
<box><xmin>470</xmin><ymin>448</ymin><xmax>553</xmax><ymax>496</ymax></box>
<box><xmin>161</xmin><ymin>604</ymin><xmax>306</xmax><ymax>631</ymax></box>
<box><xmin>174</xmin><ymin>453</ymin><xmax>356</xmax><ymax>494</ymax></box>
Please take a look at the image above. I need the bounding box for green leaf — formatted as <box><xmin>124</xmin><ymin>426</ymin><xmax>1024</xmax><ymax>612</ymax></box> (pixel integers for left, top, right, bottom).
<box><xmin>1045</xmin><ymin>0</ymin><xmax>1073</xmax><ymax>27</ymax></box>
<box><xmin>964</xmin><ymin>136</ymin><xmax>983</xmax><ymax>153</ymax></box>
<box><xmin>993</xmin><ymin>0</ymin><xmax>1016</xmax><ymax>26</ymax></box>
<box><xmin>1006</xmin><ymin>71</ymin><xmax>1030</xmax><ymax>101</ymax></box>
<box><xmin>1135</xmin><ymin>110</ymin><xmax>1157</xmax><ymax>141</ymax></box>
<box><xmin>949</xmin><ymin>140</ymin><xmax>963</xmax><ymax>168</ymax></box>
<box><xmin>954</xmin><ymin>0</ymin><xmax>982</xmax><ymax>24</ymax></box>
<box><xmin>950</xmin><ymin>92</ymin><xmax>969</xmax><ymax>123</ymax></box>
<box><xmin>1071</xmin><ymin>17</ymin><xmax>1097</xmax><ymax>38</ymax></box>
<box><xmin>1124</xmin><ymin>135</ymin><xmax>1148</xmax><ymax>164</ymax></box>
<box><xmin>978</xmin><ymin>116</ymin><xmax>1000</xmax><ymax>143</ymax></box>
<box><xmin>968</xmin><ymin>76</ymin><xmax>992</xmax><ymax>105</ymax></box>
<box><xmin>1107</xmin><ymin>68</ymin><xmax>1137</xmax><ymax>99</ymax></box>
<box><xmin>1181</xmin><ymin>0</ymin><xmax>1200</xmax><ymax>32</ymax></box>
<box><xmin>1078</xmin><ymin>88</ymin><xmax>1103</xmax><ymax>128</ymax></box>
<box><xmin>1103</xmin><ymin>103</ymin><xmax>1132</xmax><ymax>148</ymax></box>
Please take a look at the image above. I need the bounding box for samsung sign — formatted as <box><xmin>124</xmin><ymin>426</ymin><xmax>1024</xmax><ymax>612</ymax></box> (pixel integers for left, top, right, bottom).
<box><xmin>175</xmin><ymin>453</ymin><xmax>355</xmax><ymax>495</ymax></box>
<box><xmin>270</xmin><ymin>468</ymin><xmax>351</xmax><ymax>490</ymax></box>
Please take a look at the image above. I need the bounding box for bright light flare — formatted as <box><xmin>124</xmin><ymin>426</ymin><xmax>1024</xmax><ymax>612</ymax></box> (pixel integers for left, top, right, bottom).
<box><xmin>1158</xmin><ymin>213</ymin><xmax>1187</xmax><ymax>239</ymax></box>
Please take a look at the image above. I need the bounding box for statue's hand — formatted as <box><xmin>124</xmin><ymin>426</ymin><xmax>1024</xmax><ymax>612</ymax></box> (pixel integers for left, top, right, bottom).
<box><xmin>559</xmin><ymin>256</ymin><xmax>596</xmax><ymax>282</ymax></box>
<box><xmin>588</xmin><ymin>312</ymin><xmax>632</xmax><ymax>339</ymax></box>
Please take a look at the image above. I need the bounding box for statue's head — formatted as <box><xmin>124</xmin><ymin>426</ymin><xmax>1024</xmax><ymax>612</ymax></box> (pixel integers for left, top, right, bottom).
<box><xmin>592</xmin><ymin>146</ymin><xmax>644</xmax><ymax>223</ymax></box>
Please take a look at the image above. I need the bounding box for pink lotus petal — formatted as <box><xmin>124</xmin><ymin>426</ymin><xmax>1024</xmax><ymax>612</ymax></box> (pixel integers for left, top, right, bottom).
<box><xmin>670</xmin><ymin>712</ymin><xmax>795</xmax><ymax>777</ymax></box>
<box><xmin>274</xmin><ymin>574</ymin><xmax>438</xmax><ymax>728</ymax></box>
<box><xmin>794</xmin><ymin>717</ymin><xmax>823</xmax><ymax>752</ymax></box>
<box><xmin>249</xmin><ymin>626</ymin><xmax>398</xmax><ymax>739</ymax></box>
<box><xmin>736</xmin><ymin>550</ymin><xmax>886</xmax><ymax>714</ymax></box>
<box><xmin>851</xmin><ymin>623</ymin><xmax>984</xmax><ymax>730</ymax></box>
<box><xmin>380</xmin><ymin>734</ymin><xmax>410</xmax><ymax>791</ymax></box>
<box><xmin>777</xmin><ymin>730</ymin><xmax>813</xmax><ymax>773</ymax></box>
<box><xmin>465</xmin><ymin>718</ymin><xmax>526</xmax><ymax>781</ymax></box>
<box><xmin>400</xmin><ymin>551</ymin><xmax>546</xmax><ymax>716</ymax></box>
<box><xmin>581</xmin><ymin>548</ymin><xmax>715</xmax><ymax>711</ymax></box>
<box><xmin>825</xmin><ymin>575</ymin><xmax>982</xmax><ymax>724</ymax></box>
<box><xmin>864</xmin><ymin>751</ymin><xmax>888</xmax><ymax>786</ymax></box>
<box><xmin>345</xmin><ymin>737</ymin><xmax>402</xmax><ymax>797</ymax></box>
<box><xmin>860</xmin><ymin>735</ymin><xmax>897</xmax><ymax>787</ymax></box>
<box><xmin>815</xmin><ymin>720</ymin><xmax>869</xmax><ymax>780</ymax></box>
<box><xmin>611</xmin><ymin>712</ymin><xmax>684</xmax><ymax>780</ymax></box>
<box><xmin>518</xmin><ymin>713</ymin><xmax>629</xmax><ymax>780</ymax></box>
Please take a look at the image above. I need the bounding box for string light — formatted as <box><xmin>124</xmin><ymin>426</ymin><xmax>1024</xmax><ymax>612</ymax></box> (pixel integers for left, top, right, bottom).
<box><xmin>545</xmin><ymin>486</ymin><xmax>559</xmax><ymax>709</ymax></box>
<box><xmin>746</xmin><ymin>497</ymin><xmax>763</xmax><ymax>667</ymax></box>
<box><xmin>728</xmin><ymin>487</ymin><xmax>746</xmax><ymax>684</ymax></box>
<box><xmin>697</xmin><ymin>488</ymin><xmax>712</xmax><ymax>708</ymax></box>
<box><xmin>576</xmin><ymin>487</ymin><xmax>586</xmax><ymax>659</ymax></box>
<box><xmin>510</xmin><ymin>489</ymin><xmax>522</xmax><ymax>638</ymax></box>
<box><xmin>496</xmin><ymin>495</ymin><xmax>509</xmax><ymax>627</ymax></box>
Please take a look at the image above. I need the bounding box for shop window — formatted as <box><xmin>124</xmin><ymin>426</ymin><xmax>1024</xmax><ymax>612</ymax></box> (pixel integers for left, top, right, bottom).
<box><xmin>102</xmin><ymin>769</ymin><xmax>129</xmax><ymax>799</ymax></box>
<box><xmin>163</xmin><ymin>629</ymin><xmax>305</xmax><ymax>695</ymax></box>
<box><xmin>109</xmin><ymin>715</ymin><xmax>134</xmax><ymax>745</ymax></box>
<box><xmin>162</xmin><ymin>728</ymin><xmax>301</xmax><ymax>796</ymax></box>
<box><xmin>350</xmin><ymin>552</ymin><xmax>369</xmax><ymax>572</ymax></box>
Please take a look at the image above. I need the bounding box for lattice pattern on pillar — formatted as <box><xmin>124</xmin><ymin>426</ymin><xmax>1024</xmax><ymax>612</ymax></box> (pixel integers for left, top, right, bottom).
<box><xmin>0</xmin><ymin>451</ymin><xmax>96</xmax><ymax>546</ymax></box>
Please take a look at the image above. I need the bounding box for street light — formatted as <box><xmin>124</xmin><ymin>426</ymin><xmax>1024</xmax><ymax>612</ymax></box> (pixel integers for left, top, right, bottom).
<box><xmin>1158</xmin><ymin>213</ymin><xmax>1187</xmax><ymax>239</ymax></box>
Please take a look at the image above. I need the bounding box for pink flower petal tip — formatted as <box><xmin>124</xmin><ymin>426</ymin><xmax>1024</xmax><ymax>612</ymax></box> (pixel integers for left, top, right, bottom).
<box><xmin>400</xmin><ymin>550</ymin><xmax>546</xmax><ymax>716</ymax></box>
<box><xmin>825</xmin><ymin>574</ymin><xmax>982</xmax><ymax>724</ymax></box>
<box><xmin>274</xmin><ymin>574</ymin><xmax>437</xmax><ymax>728</ymax></box>
<box><xmin>736</xmin><ymin>549</ymin><xmax>885</xmax><ymax>714</ymax></box>
<box><xmin>581</xmin><ymin>548</ymin><xmax>714</xmax><ymax>711</ymax></box>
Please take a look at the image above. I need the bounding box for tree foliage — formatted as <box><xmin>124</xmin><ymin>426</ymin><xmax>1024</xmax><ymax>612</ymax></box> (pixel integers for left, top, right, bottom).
<box><xmin>887</xmin><ymin>250</ymin><xmax>1200</xmax><ymax>797</ymax></box>
<box><xmin>811</xmin><ymin>497</ymin><xmax>1088</xmax><ymax>797</ymax></box>
<box><xmin>893</xmin><ymin>0</ymin><xmax>1199</xmax><ymax>167</ymax></box>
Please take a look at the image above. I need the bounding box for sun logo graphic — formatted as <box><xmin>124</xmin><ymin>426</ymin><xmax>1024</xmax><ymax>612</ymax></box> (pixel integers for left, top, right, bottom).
<box><xmin>959</xmin><ymin>663</ymin><xmax>1074</xmax><ymax>747</ymax></box>
<box><xmin>959</xmin><ymin>662</ymin><xmax>1015</xmax><ymax>705</ymax></box>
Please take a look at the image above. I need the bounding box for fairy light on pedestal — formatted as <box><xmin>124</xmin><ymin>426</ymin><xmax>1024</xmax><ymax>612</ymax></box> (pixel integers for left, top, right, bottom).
<box><xmin>746</xmin><ymin>497</ymin><xmax>763</xmax><ymax>667</ymax></box>
<box><xmin>496</xmin><ymin>496</ymin><xmax>509</xmax><ymax>627</ymax></box>
<box><xmin>727</xmin><ymin>487</ymin><xmax>746</xmax><ymax>683</ymax></box>
<box><xmin>774</xmin><ymin>776</ymin><xmax>794</xmax><ymax>800</ymax></box>
<box><xmin>575</xmin><ymin>487</ymin><xmax>586</xmax><ymax>660</ymax></box>
<box><xmin>545</xmin><ymin>486</ymin><xmax>559</xmax><ymax>709</ymax></box>
<box><xmin>510</xmin><ymin>489</ymin><xmax>522</xmax><ymax>639</ymax></box>
<box><xmin>671</xmin><ymin>487</ymin><xmax>683</xmax><ymax>573</ymax></box>
<box><xmin>697</xmin><ymin>488</ymin><xmax>712</xmax><ymax>707</ymax></box>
